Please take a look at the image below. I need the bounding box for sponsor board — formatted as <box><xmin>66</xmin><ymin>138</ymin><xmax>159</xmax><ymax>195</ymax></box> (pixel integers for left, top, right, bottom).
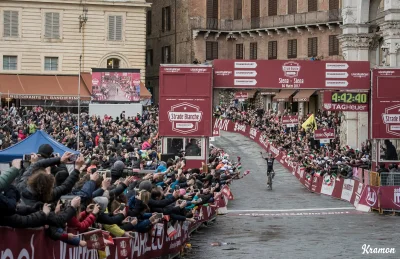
<box><xmin>314</xmin><ymin>128</ymin><xmax>335</xmax><ymax>140</ymax></box>
<box><xmin>214</xmin><ymin>60</ymin><xmax>370</xmax><ymax>89</ymax></box>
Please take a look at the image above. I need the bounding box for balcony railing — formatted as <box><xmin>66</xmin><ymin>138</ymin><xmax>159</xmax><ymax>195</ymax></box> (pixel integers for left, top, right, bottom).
<box><xmin>192</xmin><ymin>10</ymin><xmax>342</xmax><ymax>31</ymax></box>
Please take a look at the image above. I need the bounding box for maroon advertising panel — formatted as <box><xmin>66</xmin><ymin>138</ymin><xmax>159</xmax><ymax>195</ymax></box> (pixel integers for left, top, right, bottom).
<box><xmin>323</xmin><ymin>91</ymin><xmax>369</xmax><ymax>112</ymax></box>
<box><xmin>213</xmin><ymin>60</ymin><xmax>370</xmax><ymax>89</ymax></box>
<box><xmin>159</xmin><ymin>65</ymin><xmax>213</xmax><ymax>137</ymax></box>
<box><xmin>92</xmin><ymin>69</ymin><xmax>141</xmax><ymax>102</ymax></box>
<box><xmin>281</xmin><ymin>116</ymin><xmax>299</xmax><ymax>127</ymax></box>
<box><xmin>234</xmin><ymin>92</ymin><xmax>249</xmax><ymax>99</ymax></box>
<box><xmin>314</xmin><ymin>128</ymin><xmax>335</xmax><ymax>140</ymax></box>
<box><xmin>372</xmin><ymin>69</ymin><xmax>400</xmax><ymax>139</ymax></box>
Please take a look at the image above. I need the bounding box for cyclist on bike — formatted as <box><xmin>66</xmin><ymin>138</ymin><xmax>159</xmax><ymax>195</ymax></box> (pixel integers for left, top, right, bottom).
<box><xmin>260</xmin><ymin>151</ymin><xmax>275</xmax><ymax>187</ymax></box>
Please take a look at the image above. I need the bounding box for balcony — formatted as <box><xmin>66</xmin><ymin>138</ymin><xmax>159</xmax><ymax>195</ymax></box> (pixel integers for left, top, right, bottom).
<box><xmin>191</xmin><ymin>9</ymin><xmax>342</xmax><ymax>32</ymax></box>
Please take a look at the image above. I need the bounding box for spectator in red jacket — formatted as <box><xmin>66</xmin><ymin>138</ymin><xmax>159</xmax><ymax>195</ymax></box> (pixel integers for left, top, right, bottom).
<box><xmin>67</xmin><ymin>203</ymin><xmax>100</xmax><ymax>232</ymax></box>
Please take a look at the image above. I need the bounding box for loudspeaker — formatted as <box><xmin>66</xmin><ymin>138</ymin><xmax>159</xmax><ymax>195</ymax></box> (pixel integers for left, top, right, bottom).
<box><xmin>161</xmin><ymin>153</ymin><xmax>175</xmax><ymax>163</ymax></box>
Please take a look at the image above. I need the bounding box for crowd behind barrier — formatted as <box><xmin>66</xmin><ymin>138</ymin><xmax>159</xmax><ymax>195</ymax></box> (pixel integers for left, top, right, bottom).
<box><xmin>0</xmin><ymin>106</ymin><xmax>241</xmax><ymax>259</ymax></box>
<box><xmin>213</xmin><ymin>117</ymin><xmax>400</xmax><ymax>213</ymax></box>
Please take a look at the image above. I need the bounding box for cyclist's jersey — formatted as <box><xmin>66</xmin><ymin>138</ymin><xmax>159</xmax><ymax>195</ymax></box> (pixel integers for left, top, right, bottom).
<box><xmin>266</xmin><ymin>158</ymin><xmax>274</xmax><ymax>172</ymax></box>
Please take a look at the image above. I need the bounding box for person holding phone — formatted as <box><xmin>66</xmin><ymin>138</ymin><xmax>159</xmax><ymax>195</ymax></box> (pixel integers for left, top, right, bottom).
<box><xmin>67</xmin><ymin>203</ymin><xmax>100</xmax><ymax>232</ymax></box>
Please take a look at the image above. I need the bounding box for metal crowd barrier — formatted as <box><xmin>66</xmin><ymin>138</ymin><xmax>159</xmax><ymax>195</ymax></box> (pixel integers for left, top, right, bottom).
<box><xmin>380</xmin><ymin>172</ymin><xmax>400</xmax><ymax>186</ymax></box>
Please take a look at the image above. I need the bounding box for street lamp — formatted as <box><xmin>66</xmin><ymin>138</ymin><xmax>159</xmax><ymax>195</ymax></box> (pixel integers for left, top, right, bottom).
<box><xmin>77</xmin><ymin>6</ymin><xmax>88</xmax><ymax>150</ymax></box>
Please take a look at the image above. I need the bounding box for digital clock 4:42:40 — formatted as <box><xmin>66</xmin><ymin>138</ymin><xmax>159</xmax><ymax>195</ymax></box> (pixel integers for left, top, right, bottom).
<box><xmin>331</xmin><ymin>92</ymin><xmax>368</xmax><ymax>104</ymax></box>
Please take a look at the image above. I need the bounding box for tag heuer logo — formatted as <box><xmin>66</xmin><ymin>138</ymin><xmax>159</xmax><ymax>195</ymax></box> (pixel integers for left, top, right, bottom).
<box><xmin>324</xmin><ymin>103</ymin><xmax>332</xmax><ymax>110</ymax></box>
<box><xmin>168</xmin><ymin>102</ymin><xmax>203</xmax><ymax>134</ymax></box>
<box><xmin>282</xmin><ymin>62</ymin><xmax>301</xmax><ymax>78</ymax></box>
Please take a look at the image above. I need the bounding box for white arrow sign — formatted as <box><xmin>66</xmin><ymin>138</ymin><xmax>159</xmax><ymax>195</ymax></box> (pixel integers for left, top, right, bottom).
<box><xmin>234</xmin><ymin>79</ymin><xmax>257</xmax><ymax>86</ymax></box>
<box><xmin>234</xmin><ymin>70</ymin><xmax>257</xmax><ymax>77</ymax></box>
<box><xmin>326</xmin><ymin>63</ymin><xmax>349</xmax><ymax>70</ymax></box>
<box><xmin>234</xmin><ymin>62</ymin><xmax>257</xmax><ymax>69</ymax></box>
<box><xmin>325</xmin><ymin>80</ymin><xmax>349</xmax><ymax>87</ymax></box>
<box><xmin>326</xmin><ymin>72</ymin><xmax>349</xmax><ymax>78</ymax></box>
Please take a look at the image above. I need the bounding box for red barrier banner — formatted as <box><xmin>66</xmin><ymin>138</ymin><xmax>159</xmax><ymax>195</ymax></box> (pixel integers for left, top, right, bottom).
<box><xmin>359</xmin><ymin>185</ymin><xmax>380</xmax><ymax>209</ymax></box>
<box><xmin>221</xmin><ymin>186</ymin><xmax>234</xmax><ymax>200</ymax></box>
<box><xmin>377</xmin><ymin>186</ymin><xmax>400</xmax><ymax>210</ymax></box>
<box><xmin>311</xmin><ymin>175</ymin><xmax>323</xmax><ymax>193</ymax></box>
<box><xmin>331</xmin><ymin>178</ymin><xmax>344</xmax><ymax>199</ymax></box>
<box><xmin>350</xmin><ymin>180</ymin><xmax>362</xmax><ymax>206</ymax></box>
<box><xmin>304</xmin><ymin>174</ymin><xmax>313</xmax><ymax>190</ymax></box>
<box><xmin>341</xmin><ymin>179</ymin><xmax>355</xmax><ymax>202</ymax></box>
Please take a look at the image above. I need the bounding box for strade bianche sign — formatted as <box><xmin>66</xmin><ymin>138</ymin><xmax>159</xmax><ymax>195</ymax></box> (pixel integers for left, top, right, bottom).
<box><xmin>213</xmin><ymin>60</ymin><xmax>370</xmax><ymax>90</ymax></box>
<box><xmin>168</xmin><ymin>102</ymin><xmax>203</xmax><ymax>134</ymax></box>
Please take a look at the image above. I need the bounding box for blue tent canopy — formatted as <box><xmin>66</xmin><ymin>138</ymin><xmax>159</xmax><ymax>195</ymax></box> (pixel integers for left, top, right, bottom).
<box><xmin>0</xmin><ymin>130</ymin><xmax>79</xmax><ymax>163</ymax></box>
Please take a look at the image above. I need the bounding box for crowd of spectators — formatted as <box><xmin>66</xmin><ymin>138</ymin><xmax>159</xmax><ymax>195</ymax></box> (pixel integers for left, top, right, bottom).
<box><xmin>214</xmin><ymin>106</ymin><xmax>374</xmax><ymax>180</ymax></box>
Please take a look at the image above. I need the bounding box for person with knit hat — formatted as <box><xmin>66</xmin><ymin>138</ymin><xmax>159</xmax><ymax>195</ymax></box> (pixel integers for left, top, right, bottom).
<box><xmin>111</xmin><ymin>160</ymin><xmax>125</xmax><ymax>184</ymax></box>
<box><xmin>37</xmin><ymin>144</ymin><xmax>54</xmax><ymax>159</ymax></box>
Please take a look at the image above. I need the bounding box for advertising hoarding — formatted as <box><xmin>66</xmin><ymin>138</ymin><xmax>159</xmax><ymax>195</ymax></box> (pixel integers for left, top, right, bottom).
<box><xmin>281</xmin><ymin>116</ymin><xmax>299</xmax><ymax>127</ymax></box>
<box><xmin>213</xmin><ymin>60</ymin><xmax>370</xmax><ymax>90</ymax></box>
<box><xmin>314</xmin><ymin>128</ymin><xmax>335</xmax><ymax>140</ymax></box>
<box><xmin>322</xmin><ymin>91</ymin><xmax>369</xmax><ymax>112</ymax></box>
<box><xmin>91</xmin><ymin>69</ymin><xmax>141</xmax><ymax>102</ymax></box>
<box><xmin>371</xmin><ymin>69</ymin><xmax>400</xmax><ymax>139</ymax></box>
<box><xmin>159</xmin><ymin>65</ymin><xmax>213</xmax><ymax>137</ymax></box>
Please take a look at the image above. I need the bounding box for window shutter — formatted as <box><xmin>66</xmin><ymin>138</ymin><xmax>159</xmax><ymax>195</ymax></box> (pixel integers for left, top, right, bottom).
<box><xmin>162</xmin><ymin>8</ymin><xmax>165</xmax><ymax>32</ymax></box>
<box><xmin>308</xmin><ymin>0</ymin><xmax>317</xmax><ymax>12</ymax></box>
<box><xmin>115</xmin><ymin>15</ymin><xmax>122</xmax><ymax>40</ymax></box>
<box><xmin>235</xmin><ymin>0</ymin><xmax>242</xmax><ymax>20</ymax></box>
<box><xmin>268</xmin><ymin>41</ymin><xmax>277</xmax><ymax>59</ymax></box>
<box><xmin>52</xmin><ymin>13</ymin><xmax>60</xmax><ymax>38</ymax></box>
<box><xmin>288</xmin><ymin>39</ymin><xmax>297</xmax><ymax>58</ymax></box>
<box><xmin>147</xmin><ymin>11</ymin><xmax>152</xmax><ymax>35</ymax></box>
<box><xmin>161</xmin><ymin>47</ymin><xmax>165</xmax><ymax>63</ymax></box>
<box><xmin>4</xmin><ymin>11</ymin><xmax>11</xmax><ymax>37</ymax></box>
<box><xmin>250</xmin><ymin>42</ymin><xmax>257</xmax><ymax>59</ymax></box>
<box><xmin>288</xmin><ymin>0</ymin><xmax>297</xmax><ymax>14</ymax></box>
<box><xmin>167</xmin><ymin>46</ymin><xmax>171</xmax><ymax>63</ymax></box>
<box><xmin>166</xmin><ymin>7</ymin><xmax>171</xmax><ymax>31</ymax></box>
<box><xmin>206</xmin><ymin>42</ymin><xmax>212</xmax><ymax>60</ymax></box>
<box><xmin>236</xmin><ymin>44</ymin><xmax>243</xmax><ymax>59</ymax></box>
<box><xmin>268</xmin><ymin>0</ymin><xmax>277</xmax><ymax>16</ymax></box>
<box><xmin>212</xmin><ymin>42</ymin><xmax>218</xmax><ymax>60</ymax></box>
<box><xmin>11</xmin><ymin>11</ymin><xmax>18</xmax><ymax>37</ymax></box>
<box><xmin>329</xmin><ymin>0</ymin><xmax>339</xmax><ymax>10</ymax></box>
<box><xmin>251</xmin><ymin>0</ymin><xmax>260</xmax><ymax>18</ymax></box>
<box><xmin>213</xmin><ymin>0</ymin><xmax>218</xmax><ymax>18</ymax></box>
<box><xmin>207</xmin><ymin>0</ymin><xmax>214</xmax><ymax>18</ymax></box>
<box><xmin>329</xmin><ymin>35</ymin><xmax>339</xmax><ymax>56</ymax></box>
<box><xmin>108</xmin><ymin>16</ymin><xmax>115</xmax><ymax>40</ymax></box>
<box><xmin>308</xmin><ymin>37</ymin><xmax>318</xmax><ymax>57</ymax></box>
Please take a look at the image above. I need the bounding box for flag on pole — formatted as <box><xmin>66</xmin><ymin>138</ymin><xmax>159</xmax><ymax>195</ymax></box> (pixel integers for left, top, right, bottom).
<box><xmin>302</xmin><ymin>114</ymin><xmax>317</xmax><ymax>132</ymax></box>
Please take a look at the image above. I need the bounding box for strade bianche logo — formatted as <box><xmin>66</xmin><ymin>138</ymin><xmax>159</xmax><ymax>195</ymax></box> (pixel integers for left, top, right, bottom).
<box><xmin>366</xmin><ymin>187</ymin><xmax>377</xmax><ymax>206</ymax></box>
<box><xmin>393</xmin><ymin>187</ymin><xmax>400</xmax><ymax>208</ymax></box>
<box><xmin>249</xmin><ymin>127</ymin><xmax>258</xmax><ymax>139</ymax></box>
<box><xmin>234</xmin><ymin>123</ymin><xmax>246</xmax><ymax>132</ymax></box>
<box><xmin>168</xmin><ymin>102</ymin><xmax>203</xmax><ymax>134</ymax></box>
<box><xmin>282</xmin><ymin>61</ymin><xmax>301</xmax><ymax>78</ymax></box>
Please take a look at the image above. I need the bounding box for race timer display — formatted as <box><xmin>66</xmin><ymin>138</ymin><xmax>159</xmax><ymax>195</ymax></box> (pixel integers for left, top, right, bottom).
<box><xmin>331</xmin><ymin>92</ymin><xmax>368</xmax><ymax>104</ymax></box>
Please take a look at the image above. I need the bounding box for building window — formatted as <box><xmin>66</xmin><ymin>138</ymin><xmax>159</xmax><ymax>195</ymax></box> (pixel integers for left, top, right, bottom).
<box><xmin>206</xmin><ymin>41</ymin><xmax>218</xmax><ymax>60</ymax></box>
<box><xmin>308</xmin><ymin>37</ymin><xmax>318</xmax><ymax>57</ymax></box>
<box><xmin>329</xmin><ymin>0</ymin><xmax>339</xmax><ymax>10</ymax></box>
<box><xmin>268</xmin><ymin>0</ymin><xmax>278</xmax><ymax>16</ymax></box>
<box><xmin>161</xmin><ymin>46</ymin><xmax>171</xmax><ymax>63</ymax></box>
<box><xmin>287</xmin><ymin>39</ymin><xmax>297</xmax><ymax>58</ymax></box>
<box><xmin>162</xmin><ymin>6</ymin><xmax>171</xmax><ymax>32</ymax></box>
<box><xmin>146</xmin><ymin>11</ymin><xmax>152</xmax><ymax>35</ymax></box>
<box><xmin>268</xmin><ymin>41</ymin><xmax>278</xmax><ymax>60</ymax></box>
<box><xmin>146</xmin><ymin>49</ymin><xmax>153</xmax><ymax>66</ymax></box>
<box><xmin>234</xmin><ymin>0</ymin><xmax>243</xmax><ymax>20</ymax></box>
<box><xmin>107</xmin><ymin>58</ymin><xmax>120</xmax><ymax>69</ymax></box>
<box><xmin>288</xmin><ymin>0</ymin><xmax>297</xmax><ymax>14</ymax></box>
<box><xmin>206</xmin><ymin>0</ymin><xmax>218</xmax><ymax>29</ymax></box>
<box><xmin>3</xmin><ymin>10</ymin><xmax>19</xmax><ymax>37</ymax></box>
<box><xmin>308</xmin><ymin>0</ymin><xmax>318</xmax><ymax>12</ymax></box>
<box><xmin>251</xmin><ymin>0</ymin><xmax>260</xmax><ymax>28</ymax></box>
<box><xmin>3</xmin><ymin>55</ymin><xmax>17</xmax><ymax>70</ymax></box>
<box><xmin>108</xmin><ymin>15</ymin><xmax>122</xmax><ymax>41</ymax></box>
<box><xmin>250</xmin><ymin>42</ymin><xmax>258</xmax><ymax>60</ymax></box>
<box><xmin>44</xmin><ymin>12</ymin><xmax>60</xmax><ymax>39</ymax></box>
<box><xmin>44</xmin><ymin>57</ymin><xmax>58</xmax><ymax>71</ymax></box>
<box><xmin>329</xmin><ymin>35</ymin><xmax>339</xmax><ymax>56</ymax></box>
<box><xmin>236</xmin><ymin>44</ymin><xmax>244</xmax><ymax>59</ymax></box>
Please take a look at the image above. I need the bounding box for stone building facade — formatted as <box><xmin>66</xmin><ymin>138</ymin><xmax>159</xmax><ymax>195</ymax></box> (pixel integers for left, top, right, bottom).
<box><xmin>146</xmin><ymin>0</ymin><xmax>345</xmax><ymax>104</ymax></box>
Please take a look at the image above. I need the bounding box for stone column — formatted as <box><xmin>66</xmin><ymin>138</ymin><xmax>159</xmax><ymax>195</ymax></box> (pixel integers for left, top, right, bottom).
<box><xmin>338</xmin><ymin>27</ymin><xmax>373</xmax><ymax>149</ymax></box>
<box><xmin>380</xmin><ymin>21</ymin><xmax>400</xmax><ymax>67</ymax></box>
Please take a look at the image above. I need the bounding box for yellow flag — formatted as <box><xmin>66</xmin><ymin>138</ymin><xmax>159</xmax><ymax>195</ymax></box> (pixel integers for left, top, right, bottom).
<box><xmin>302</xmin><ymin>114</ymin><xmax>317</xmax><ymax>131</ymax></box>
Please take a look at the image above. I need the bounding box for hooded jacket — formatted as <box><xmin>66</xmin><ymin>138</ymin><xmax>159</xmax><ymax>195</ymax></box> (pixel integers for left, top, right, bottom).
<box><xmin>0</xmin><ymin>166</ymin><xmax>20</xmax><ymax>192</ymax></box>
